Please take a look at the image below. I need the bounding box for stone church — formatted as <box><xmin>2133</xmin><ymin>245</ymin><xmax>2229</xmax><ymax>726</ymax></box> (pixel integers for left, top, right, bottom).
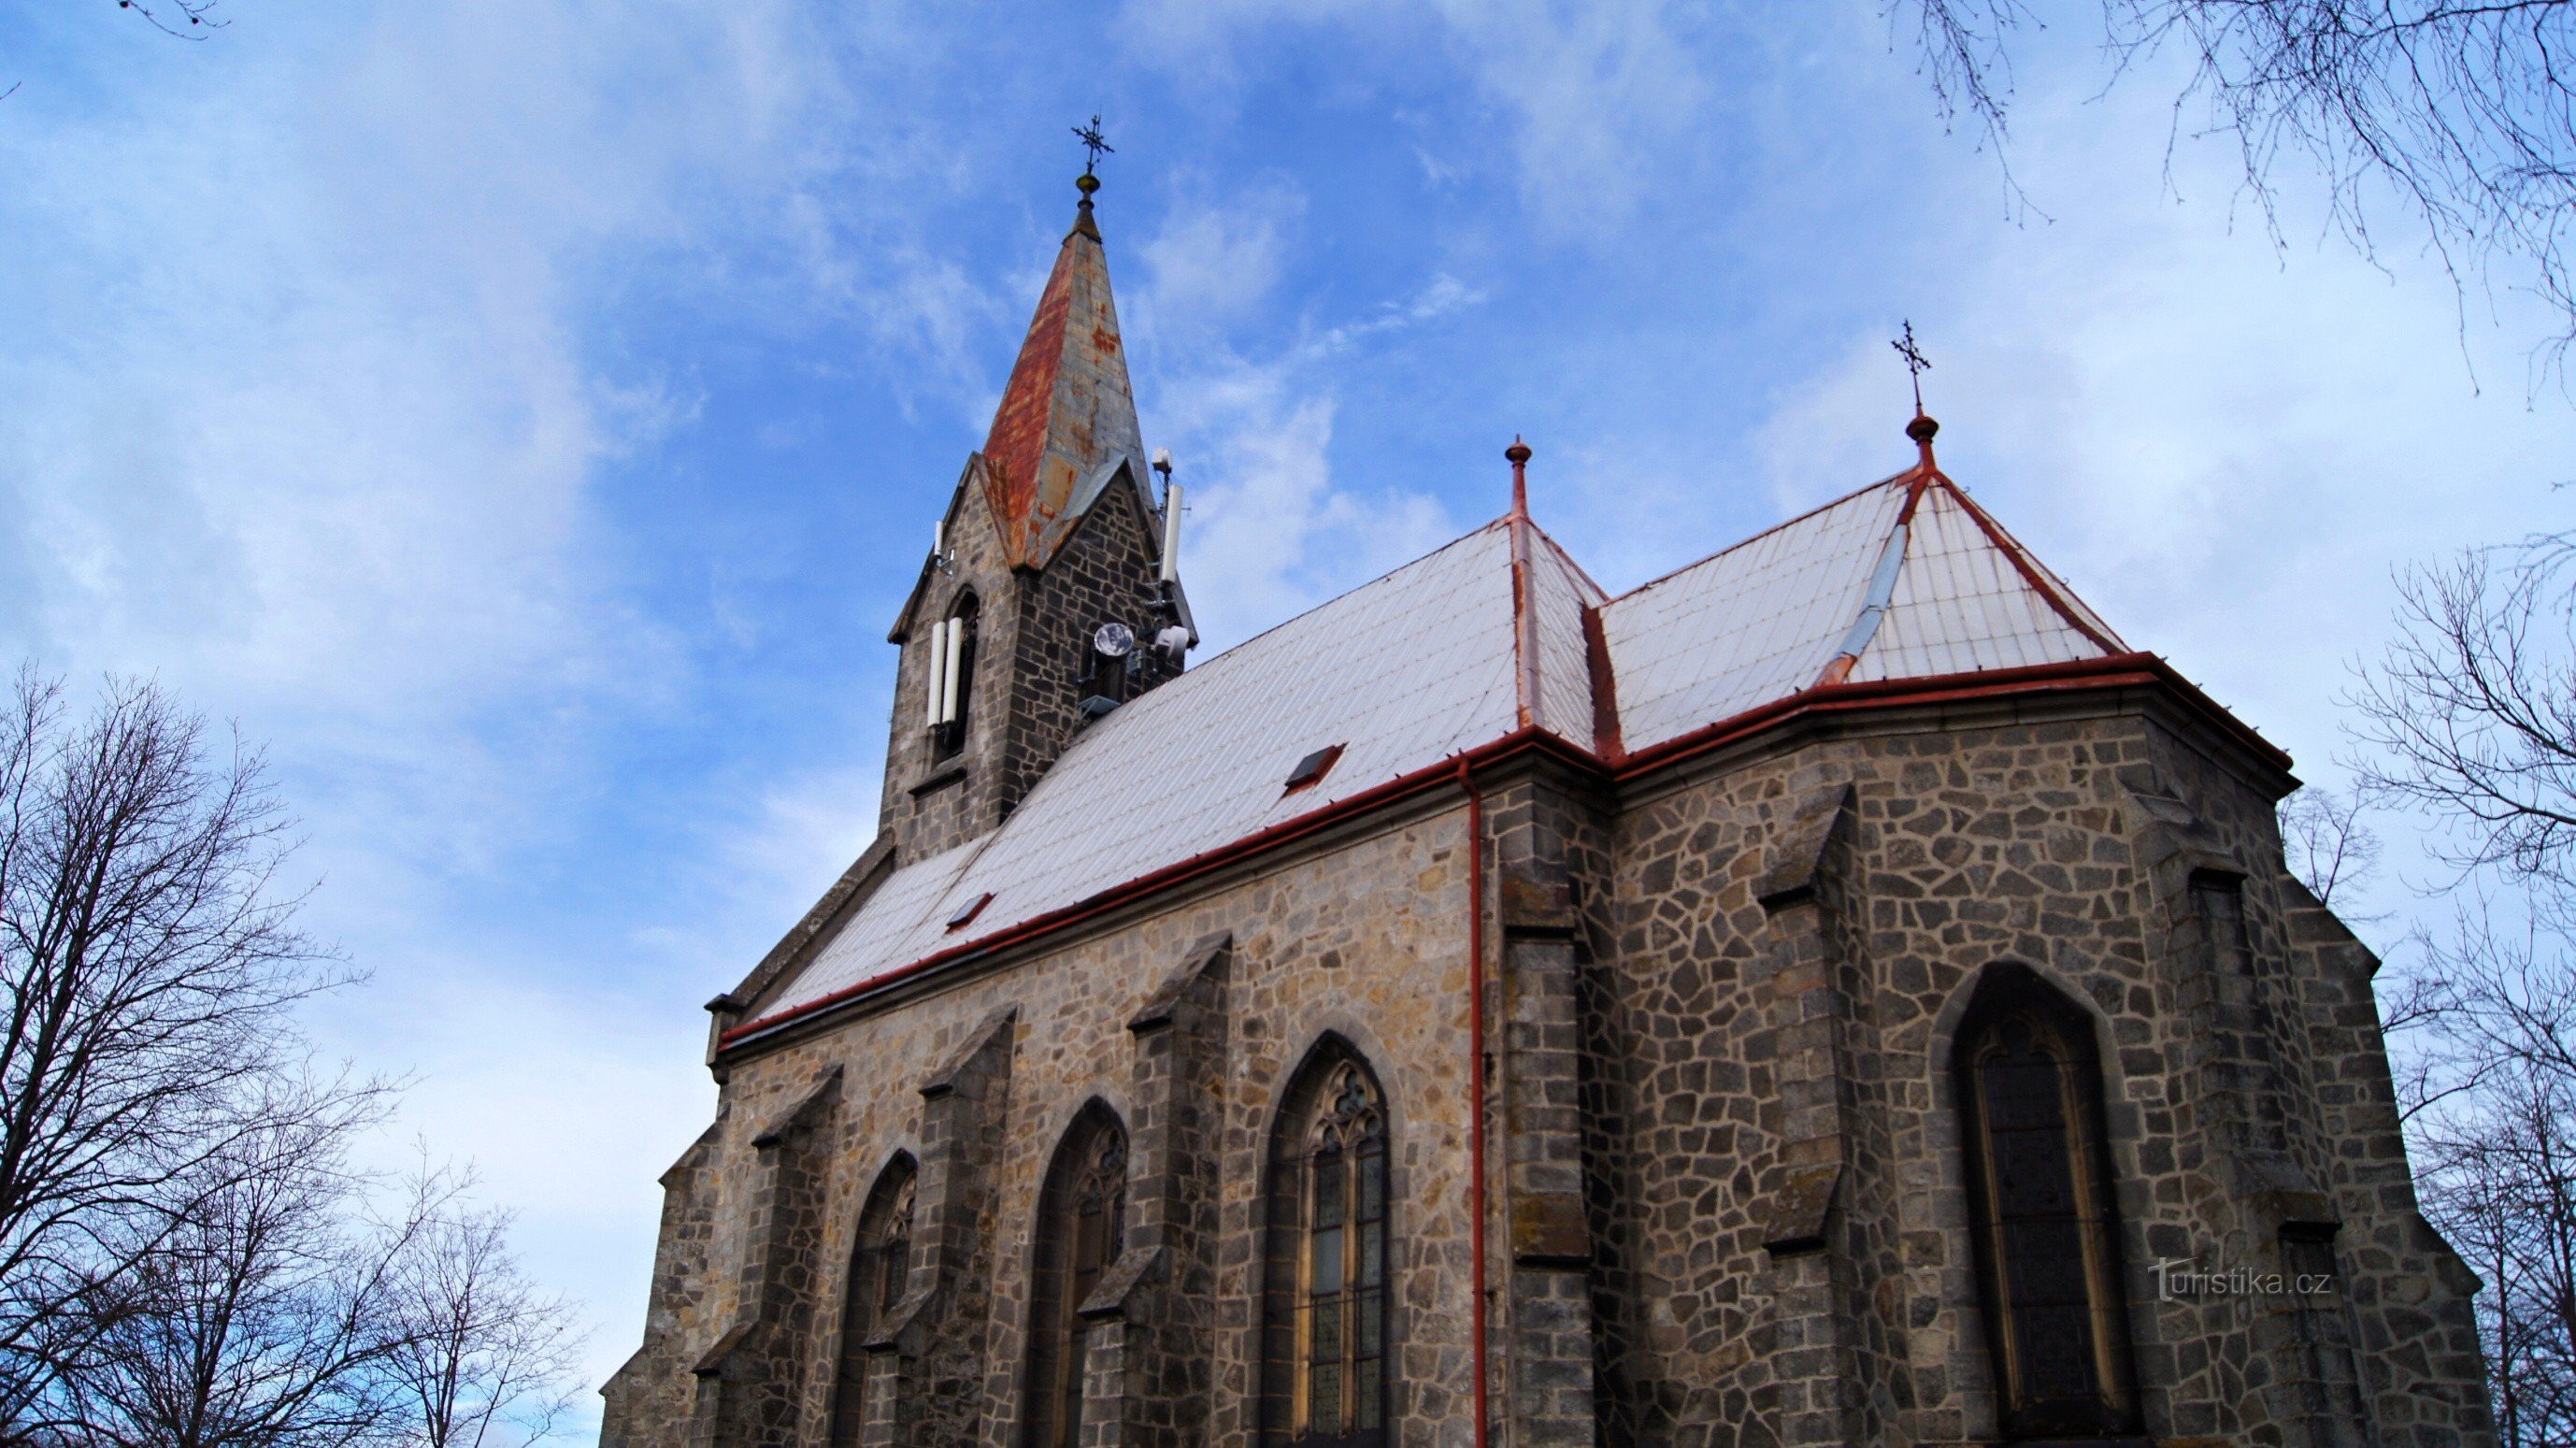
<box><xmin>600</xmin><ymin>171</ymin><xmax>2497</xmax><ymax>1448</ymax></box>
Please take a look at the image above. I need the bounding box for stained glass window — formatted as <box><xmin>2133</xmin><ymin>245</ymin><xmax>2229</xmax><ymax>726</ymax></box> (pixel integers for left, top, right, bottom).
<box><xmin>1955</xmin><ymin>968</ymin><xmax>2140</xmax><ymax>1441</ymax></box>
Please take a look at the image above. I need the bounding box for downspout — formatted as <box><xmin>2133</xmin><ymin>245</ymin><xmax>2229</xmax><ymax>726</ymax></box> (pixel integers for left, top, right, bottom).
<box><xmin>1455</xmin><ymin>756</ymin><xmax>1492</xmax><ymax>1448</ymax></box>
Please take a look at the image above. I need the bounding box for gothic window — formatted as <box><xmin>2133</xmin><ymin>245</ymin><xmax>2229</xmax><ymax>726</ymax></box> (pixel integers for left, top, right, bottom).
<box><xmin>1259</xmin><ymin>1046</ymin><xmax>1390</xmax><ymax>1448</ymax></box>
<box><xmin>933</xmin><ymin>594</ymin><xmax>980</xmax><ymax>761</ymax></box>
<box><xmin>1953</xmin><ymin>968</ymin><xmax>2141</xmax><ymax>1441</ymax></box>
<box><xmin>828</xmin><ymin>1155</ymin><xmax>917</xmax><ymax>1448</ymax></box>
<box><xmin>1021</xmin><ymin>1105</ymin><xmax>1126</xmax><ymax>1448</ymax></box>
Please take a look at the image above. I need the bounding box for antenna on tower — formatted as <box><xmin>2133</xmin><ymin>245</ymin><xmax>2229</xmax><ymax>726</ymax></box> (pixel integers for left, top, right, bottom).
<box><xmin>1152</xmin><ymin>449</ymin><xmax>1183</xmax><ymax>585</ymax></box>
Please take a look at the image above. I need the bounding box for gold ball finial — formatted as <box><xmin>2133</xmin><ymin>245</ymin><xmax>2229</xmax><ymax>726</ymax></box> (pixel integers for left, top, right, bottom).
<box><xmin>1076</xmin><ymin>172</ymin><xmax>1100</xmax><ymax>198</ymax></box>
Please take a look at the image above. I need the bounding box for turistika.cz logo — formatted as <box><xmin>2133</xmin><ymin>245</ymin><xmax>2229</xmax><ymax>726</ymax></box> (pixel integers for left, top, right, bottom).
<box><xmin>2150</xmin><ymin>1257</ymin><xmax>2334</xmax><ymax>1303</ymax></box>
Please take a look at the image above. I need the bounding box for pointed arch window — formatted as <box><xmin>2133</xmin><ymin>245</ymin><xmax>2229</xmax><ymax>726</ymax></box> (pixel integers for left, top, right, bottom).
<box><xmin>827</xmin><ymin>1156</ymin><xmax>916</xmax><ymax>1448</ymax></box>
<box><xmin>1954</xmin><ymin>967</ymin><xmax>2141</xmax><ymax>1441</ymax></box>
<box><xmin>1021</xmin><ymin>1106</ymin><xmax>1125</xmax><ymax>1448</ymax></box>
<box><xmin>1260</xmin><ymin>1048</ymin><xmax>1389</xmax><ymax>1448</ymax></box>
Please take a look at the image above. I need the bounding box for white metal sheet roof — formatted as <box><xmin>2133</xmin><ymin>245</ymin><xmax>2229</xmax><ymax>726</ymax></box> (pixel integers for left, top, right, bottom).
<box><xmin>771</xmin><ymin>521</ymin><xmax>1542</xmax><ymax>1015</ymax></box>
<box><xmin>750</xmin><ymin>464</ymin><xmax>2132</xmax><ymax>1025</ymax></box>
<box><xmin>1598</xmin><ymin>481</ymin><xmax>1906</xmax><ymax>751</ymax></box>
<box><xmin>1848</xmin><ymin>483</ymin><xmax>2123</xmax><ymax>682</ymax></box>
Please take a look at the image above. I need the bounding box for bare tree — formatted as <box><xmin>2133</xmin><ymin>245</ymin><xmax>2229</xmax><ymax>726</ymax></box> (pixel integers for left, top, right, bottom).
<box><xmin>2415</xmin><ymin>1059</ymin><xmax>2576</xmax><ymax>1447</ymax></box>
<box><xmin>2351</xmin><ymin>538</ymin><xmax>2576</xmax><ymax>888</ymax></box>
<box><xmin>2281</xmin><ymin>783</ymin><xmax>2386</xmax><ymax>912</ymax></box>
<box><xmin>0</xmin><ymin>672</ymin><xmax>355</xmax><ymax>1438</ymax></box>
<box><xmin>1896</xmin><ymin>1</ymin><xmax>2576</xmax><ymax>361</ymax></box>
<box><xmin>378</xmin><ymin>1172</ymin><xmax>582</xmax><ymax>1448</ymax></box>
<box><xmin>2349</xmin><ymin>534</ymin><xmax>2576</xmax><ymax>1443</ymax></box>
<box><xmin>67</xmin><ymin>1112</ymin><xmax>413</xmax><ymax>1448</ymax></box>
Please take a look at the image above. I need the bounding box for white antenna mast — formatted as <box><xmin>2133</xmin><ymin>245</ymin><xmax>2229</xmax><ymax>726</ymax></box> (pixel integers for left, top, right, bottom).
<box><xmin>923</xmin><ymin>619</ymin><xmax>949</xmax><ymax>730</ymax></box>
<box><xmin>1153</xmin><ymin>450</ymin><xmax>1181</xmax><ymax>584</ymax></box>
<box><xmin>940</xmin><ymin>615</ymin><xmax>966</xmax><ymax>724</ymax></box>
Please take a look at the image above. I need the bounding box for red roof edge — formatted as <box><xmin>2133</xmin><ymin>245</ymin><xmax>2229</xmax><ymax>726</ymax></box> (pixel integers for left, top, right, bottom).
<box><xmin>718</xmin><ymin>652</ymin><xmax>2285</xmax><ymax>1055</ymax></box>
<box><xmin>1933</xmin><ymin>477</ymin><xmax>2123</xmax><ymax>655</ymax></box>
<box><xmin>719</xmin><ymin>724</ymin><xmax>1594</xmax><ymax>1052</ymax></box>
<box><xmin>1610</xmin><ymin>651</ymin><xmax>2287</xmax><ymax>780</ymax></box>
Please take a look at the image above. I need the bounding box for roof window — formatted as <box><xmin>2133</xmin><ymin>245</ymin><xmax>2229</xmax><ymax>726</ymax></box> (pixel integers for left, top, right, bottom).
<box><xmin>946</xmin><ymin>892</ymin><xmax>995</xmax><ymax>932</ymax></box>
<box><xmin>1283</xmin><ymin>744</ymin><xmax>1346</xmax><ymax>796</ymax></box>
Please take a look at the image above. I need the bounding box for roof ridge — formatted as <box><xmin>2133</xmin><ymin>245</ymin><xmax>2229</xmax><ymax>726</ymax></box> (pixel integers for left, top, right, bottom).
<box><xmin>1525</xmin><ymin>519</ymin><xmax>1610</xmax><ymax>602</ymax></box>
<box><xmin>1927</xmin><ymin>476</ymin><xmax>2125</xmax><ymax>654</ymax></box>
<box><xmin>1810</xmin><ymin>475</ymin><xmax>1926</xmax><ymax>688</ymax></box>
<box><xmin>1607</xmin><ymin>468</ymin><xmax>1913</xmax><ymax>605</ymax></box>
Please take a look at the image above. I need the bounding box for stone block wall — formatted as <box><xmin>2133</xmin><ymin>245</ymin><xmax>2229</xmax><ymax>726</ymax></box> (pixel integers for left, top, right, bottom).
<box><xmin>610</xmin><ymin>695</ymin><xmax>2494</xmax><ymax>1448</ymax></box>
<box><xmin>880</xmin><ymin>464</ymin><xmax>1175</xmax><ymax>867</ymax></box>
<box><xmin>605</xmin><ymin>804</ymin><xmax>1484</xmax><ymax>1448</ymax></box>
<box><xmin>1585</xmin><ymin>706</ymin><xmax>2493</xmax><ymax>1447</ymax></box>
<box><xmin>993</xmin><ymin>473</ymin><xmax>1175</xmax><ymax>823</ymax></box>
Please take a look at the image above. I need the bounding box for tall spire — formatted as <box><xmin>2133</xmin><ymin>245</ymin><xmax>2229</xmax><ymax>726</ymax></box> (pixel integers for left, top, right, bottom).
<box><xmin>976</xmin><ymin>149</ymin><xmax>1144</xmax><ymax>569</ymax></box>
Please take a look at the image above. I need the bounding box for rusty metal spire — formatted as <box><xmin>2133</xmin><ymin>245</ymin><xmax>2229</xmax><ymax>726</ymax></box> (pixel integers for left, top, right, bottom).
<box><xmin>1506</xmin><ymin>435</ymin><xmax>1532</xmax><ymax>519</ymax></box>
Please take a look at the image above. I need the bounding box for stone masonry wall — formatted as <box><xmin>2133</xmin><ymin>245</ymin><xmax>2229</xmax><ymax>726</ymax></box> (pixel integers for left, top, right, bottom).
<box><xmin>880</xmin><ymin>466</ymin><xmax>1177</xmax><ymax>867</ymax></box>
<box><xmin>993</xmin><ymin>475</ymin><xmax>1175</xmax><ymax>824</ymax></box>
<box><xmin>606</xmin><ymin>804</ymin><xmax>1485</xmax><ymax>1448</ymax></box>
<box><xmin>880</xmin><ymin>468</ymin><xmax>1023</xmax><ymax>867</ymax></box>
<box><xmin>1587</xmin><ymin>707</ymin><xmax>2493</xmax><ymax>1447</ymax></box>
<box><xmin>612</xmin><ymin>698</ymin><xmax>2492</xmax><ymax>1448</ymax></box>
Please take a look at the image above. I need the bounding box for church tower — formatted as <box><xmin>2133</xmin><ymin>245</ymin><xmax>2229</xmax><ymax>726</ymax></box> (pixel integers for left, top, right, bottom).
<box><xmin>880</xmin><ymin>170</ymin><xmax>1192</xmax><ymax>866</ymax></box>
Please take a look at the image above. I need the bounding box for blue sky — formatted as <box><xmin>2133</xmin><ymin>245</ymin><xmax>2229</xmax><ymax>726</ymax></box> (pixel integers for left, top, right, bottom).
<box><xmin>5</xmin><ymin>0</ymin><xmax>2573</xmax><ymax>1433</ymax></box>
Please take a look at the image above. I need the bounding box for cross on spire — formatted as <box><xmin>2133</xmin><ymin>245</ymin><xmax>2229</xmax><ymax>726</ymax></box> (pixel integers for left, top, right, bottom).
<box><xmin>1073</xmin><ymin>115</ymin><xmax>1113</xmax><ymax>179</ymax></box>
<box><xmin>1891</xmin><ymin>320</ymin><xmax>1931</xmax><ymax>415</ymax></box>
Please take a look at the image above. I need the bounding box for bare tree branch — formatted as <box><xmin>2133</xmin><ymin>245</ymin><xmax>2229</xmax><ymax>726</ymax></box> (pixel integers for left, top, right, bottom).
<box><xmin>2281</xmin><ymin>782</ymin><xmax>2390</xmax><ymax>912</ymax></box>
<box><xmin>1894</xmin><ymin>0</ymin><xmax>2576</xmax><ymax>370</ymax></box>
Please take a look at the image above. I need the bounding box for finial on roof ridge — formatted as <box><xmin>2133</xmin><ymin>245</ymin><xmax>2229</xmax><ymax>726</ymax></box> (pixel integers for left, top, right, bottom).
<box><xmin>1890</xmin><ymin>321</ymin><xmax>1938</xmax><ymax>471</ymax></box>
<box><xmin>1505</xmin><ymin>435</ymin><xmax>1532</xmax><ymax>519</ymax></box>
<box><xmin>1070</xmin><ymin>115</ymin><xmax>1111</xmax><ymax>240</ymax></box>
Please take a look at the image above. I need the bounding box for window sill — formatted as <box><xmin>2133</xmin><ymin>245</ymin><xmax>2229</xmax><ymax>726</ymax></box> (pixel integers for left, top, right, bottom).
<box><xmin>909</xmin><ymin>764</ymin><xmax>967</xmax><ymax>797</ymax></box>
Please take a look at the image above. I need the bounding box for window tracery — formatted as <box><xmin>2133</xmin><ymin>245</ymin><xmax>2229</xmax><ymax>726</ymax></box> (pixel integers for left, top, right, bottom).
<box><xmin>1262</xmin><ymin>1051</ymin><xmax>1389</xmax><ymax>1447</ymax></box>
<box><xmin>828</xmin><ymin>1157</ymin><xmax>917</xmax><ymax>1448</ymax></box>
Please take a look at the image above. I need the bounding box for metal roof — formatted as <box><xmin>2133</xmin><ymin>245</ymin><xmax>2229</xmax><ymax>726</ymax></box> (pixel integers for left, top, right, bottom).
<box><xmin>747</xmin><ymin>458</ymin><xmax>2138</xmax><ymax>1027</ymax></box>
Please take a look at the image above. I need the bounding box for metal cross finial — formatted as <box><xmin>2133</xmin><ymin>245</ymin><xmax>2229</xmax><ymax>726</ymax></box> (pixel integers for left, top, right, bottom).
<box><xmin>1891</xmin><ymin>320</ymin><xmax>1932</xmax><ymax>413</ymax></box>
<box><xmin>1073</xmin><ymin>115</ymin><xmax>1113</xmax><ymax>178</ymax></box>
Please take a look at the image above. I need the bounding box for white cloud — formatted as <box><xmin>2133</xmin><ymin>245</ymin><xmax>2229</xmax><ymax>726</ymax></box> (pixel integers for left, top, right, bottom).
<box><xmin>0</xmin><ymin>0</ymin><xmax>984</xmax><ymax>1413</ymax></box>
<box><xmin>1752</xmin><ymin>73</ymin><xmax>2576</xmax><ymax>796</ymax></box>
<box><xmin>1140</xmin><ymin>179</ymin><xmax>1307</xmax><ymax>337</ymax></box>
<box><xmin>1113</xmin><ymin>0</ymin><xmax>1707</xmax><ymax>232</ymax></box>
